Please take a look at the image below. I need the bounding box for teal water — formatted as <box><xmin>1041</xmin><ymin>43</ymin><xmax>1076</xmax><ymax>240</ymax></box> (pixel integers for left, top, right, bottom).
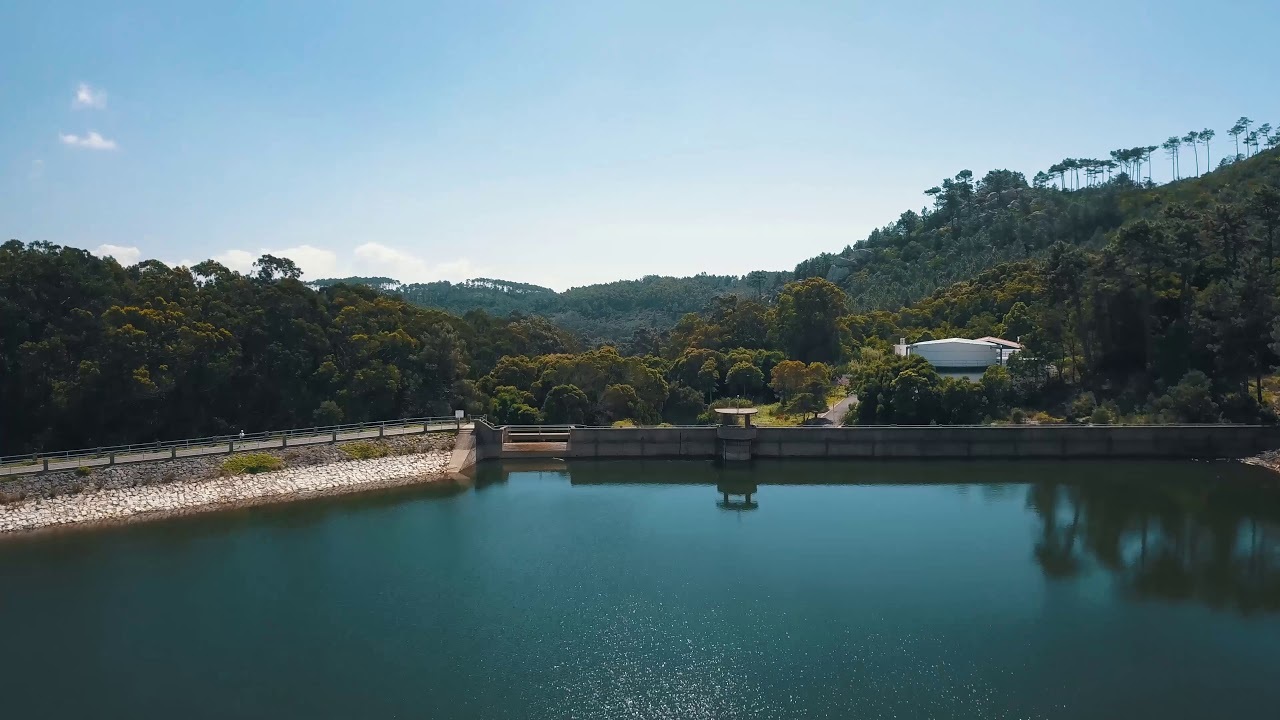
<box><xmin>2</xmin><ymin>460</ymin><xmax>1280</xmax><ymax>719</ymax></box>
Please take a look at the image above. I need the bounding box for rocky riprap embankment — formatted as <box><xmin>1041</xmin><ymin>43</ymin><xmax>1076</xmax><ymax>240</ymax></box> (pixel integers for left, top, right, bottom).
<box><xmin>0</xmin><ymin>434</ymin><xmax>455</xmax><ymax>535</ymax></box>
<box><xmin>1245</xmin><ymin>448</ymin><xmax>1280</xmax><ymax>475</ymax></box>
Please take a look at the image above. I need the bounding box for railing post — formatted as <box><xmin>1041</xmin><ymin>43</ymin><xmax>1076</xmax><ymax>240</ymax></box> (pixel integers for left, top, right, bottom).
<box><xmin>109</xmin><ymin>452</ymin><xmax>116</xmax><ymax>466</ymax></box>
<box><xmin>379</xmin><ymin>425</ymin><xmax>385</xmax><ymax>438</ymax></box>
<box><xmin>332</xmin><ymin>430</ymin><xmax>338</xmax><ymax>444</ymax></box>
<box><xmin>282</xmin><ymin>436</ymin><xmax>288</xmax><ymax>448</ymax></box>
<box><xmin>42</xmin><ymin>458</ymin><xmax>49</xmax><ymax>473</ymax></box>
<box><xmin>228</xmin><ymin>440</ymin><xmax>235</xmax><ymax>455</ymax></box>
<box><xmin>171</xmin><ymin>447</ymin><xmax>177</xmax><ymax>460</ymax></box>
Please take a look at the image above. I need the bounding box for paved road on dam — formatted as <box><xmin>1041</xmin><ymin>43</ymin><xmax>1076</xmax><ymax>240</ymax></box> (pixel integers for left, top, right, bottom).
<box><xmin>822</xmin><ymin>394</ymin><xmax>858</xmax><ymax>424</ymax></box>
<box><xmin>0</xmin><ymin>421</ymin><xmax>465</xmax><ymax>478</ymax></box>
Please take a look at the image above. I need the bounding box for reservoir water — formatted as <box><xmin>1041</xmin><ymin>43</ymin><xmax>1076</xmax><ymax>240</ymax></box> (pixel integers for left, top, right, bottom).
<box><xmin>2</xmin><ymin>459</ymin><xmax>1279</xmax><ymax>719</ymax></box>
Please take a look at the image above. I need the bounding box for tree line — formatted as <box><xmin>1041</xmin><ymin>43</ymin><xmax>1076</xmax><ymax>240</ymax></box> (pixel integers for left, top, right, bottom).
<box><xmin>4</xmin><ymin>143</ymin><xmax>1278</xmax><ymax>452</ymax></box>
<box><xmin>0</xmin><ymin>244</ymin><xmax>844</xmax><ymax>453</ymax></box>
<box><xmin>1039</xmin><ymin>117</ymin><xmax>1275</xmax><ymax>190</ymax></box>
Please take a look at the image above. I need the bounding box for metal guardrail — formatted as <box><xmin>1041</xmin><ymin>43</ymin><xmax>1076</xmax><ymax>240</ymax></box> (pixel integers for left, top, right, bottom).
<box><xmin>0</xmin><ymin>415</ymin><xmax>472</xmax><ymax>477</ymax></box>
<box><xmin>504</xmin><ymin>425</ymin><xmax>575</xmax><ymax>442</ymax></box>
<box><xmin>553</xmin><ymin>423</ymin><xmax>1268</xmax><ymax>430</ymax></box>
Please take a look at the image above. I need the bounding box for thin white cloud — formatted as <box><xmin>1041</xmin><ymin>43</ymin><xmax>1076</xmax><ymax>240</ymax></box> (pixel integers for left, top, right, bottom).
<box><xmin>269</xmin><ymin>245</ymin><xmax>341</xmax><ymax>278</ymax></box>
<box><xmin>208</xmin><ymin>246</ymin><xmax>340</xmax><ymax>278</ymax></box>
<box><xmin>93</xmin><ymin>244</ymin><xmax>141</xmax><ymax>266</ymax></box>
<box><xmin>212</xmin><ymin>249</ymin><xmax>257</xmax><ymax>274</ymax></box>
<box><xmin>192</xmin><ymin>243</ymin><xmax>481</xmax><ymax>284</ymax></box>
<box><xmin>428</xmin><ymin>258</ymin><xmax>480</xmax><ymax>283</ymax></box>
<box><xmin>351</xmin><ymin>242</ymin><xmax>481</xmax><ymax>283</ymax></box>
<box><xmin>60</xmin><ymin>131</ymin><xmax>118</xmax><ymax>150</ymax></box>
<box><xmin>353</xmin><ymin>242</ymin><xmax>431</xmax><ymax>281</ymax></box>
<box><xmin>73</xmin><ymin>83</ymin><xmax>107</xmax><ymax>109</ymax></box>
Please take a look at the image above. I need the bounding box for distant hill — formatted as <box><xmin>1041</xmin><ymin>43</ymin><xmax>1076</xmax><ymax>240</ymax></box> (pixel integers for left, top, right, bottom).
<box><xmin>314</xmin><ymin>272</ymin><xmax>793</xmax><ymax>346</ymax></box>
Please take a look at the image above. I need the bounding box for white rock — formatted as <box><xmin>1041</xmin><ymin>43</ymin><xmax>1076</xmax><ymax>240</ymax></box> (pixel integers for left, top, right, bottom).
<box><xmin>0</xmin><ymin>451</ymin><xmax>452</xmax><ymax>534</ymax></box>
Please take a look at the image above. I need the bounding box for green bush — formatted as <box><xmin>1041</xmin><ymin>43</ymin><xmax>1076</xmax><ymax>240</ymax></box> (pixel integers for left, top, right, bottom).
<box><xmin>340</xmin><ymin>441</ymin><xmax>389</xmax><ymax>460</ymax></box>
<box><xmin>221</xmin><ymin>453</ymin><xmax>284</xmax><ymax>475</ymax></box>
<box><xmin>74</xmin><ymin>466</ymin><xmax>93</xmax><ymax>477</ymax></box>
<box><xmin>1089</xmin><ymin>406</ymin><xmax>1115</xmax><ymax>425</ymax></box>
<box><xmin>1068</xmin><ymin>392</ymin><xmax>1098</xmax><ymax>421</ymax></box>
<box><xmin>1009</xmin><ymin>408</ymin><xmax>1027</xmax><ymax>425</ymax></box>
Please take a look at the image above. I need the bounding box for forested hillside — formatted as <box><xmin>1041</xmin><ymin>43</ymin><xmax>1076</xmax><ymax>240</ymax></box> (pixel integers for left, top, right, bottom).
<box><xmin>795</xmin><ymin>119</ymin><xmax>1280</xmax><ymax>310</ymax></box>
<box><xmin>839</xmin><ymin>147</ymin><xmax>1280</xmax><ymax>426</ymax></box>
<box><xmin>4</xmin><ymin>128</ymin><xmax>1278</xmax><ymax>454</ymax></box>
<box><xmin>321</xmin><ymin>119</ymin><xmax>1280</xmax><ymax>342</ymax></box>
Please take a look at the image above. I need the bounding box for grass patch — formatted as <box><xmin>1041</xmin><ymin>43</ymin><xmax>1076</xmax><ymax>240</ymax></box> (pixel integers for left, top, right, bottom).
<box><xmin>340</xmin><ymin>441</ymin><xmax>389</xmax><ymax>460</ymax></box>
<box><xmin>221</xmin><ymin>453</ymin><xmax>285</xmax><ymax>475</ymax></box>
<box><xmin>753</xmin><ymin>402</ymin><xmax>809</xmax><ymax>427</ymax></box>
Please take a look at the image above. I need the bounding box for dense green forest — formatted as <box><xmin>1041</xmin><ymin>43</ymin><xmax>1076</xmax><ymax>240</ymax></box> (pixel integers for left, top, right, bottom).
<box><xmin>0</xmin><ymin>249</ymin><xmax>576</xmax><ymax>454</ymax></box>
<box><xmin>309</xmin><ymin>273</ymin><xmax>793</xmax><ymax>347</ymax></box>
<box><xmin>4</xmin><ymin>128</ymin><xmax>1279</xmax><ymax>454</ymax></box>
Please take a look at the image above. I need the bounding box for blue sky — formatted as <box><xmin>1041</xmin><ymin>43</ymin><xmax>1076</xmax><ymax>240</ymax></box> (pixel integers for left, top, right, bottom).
<box><xmin>3</xmin><ymin>1</ymin><xmax>1278</xmax><ymax>290</ymax></box>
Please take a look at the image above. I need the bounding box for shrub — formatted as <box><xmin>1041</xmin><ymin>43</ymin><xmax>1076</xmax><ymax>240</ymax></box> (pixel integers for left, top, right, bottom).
<box><xmin>1153</xmin><ymin>371</ymin><xmax>1220</xmax><ymax>423</ymax></box>
<box><xmin>221</xmin><ymin>453</ymin><xmax>284</xmax><ymax>475</ymax></box>
<box><xmin>1068</xmin><ymin>392</ymin><xmax>1098</xmax><ymax>421</ymax></box>
<box><xmin>1009</xmin><ymin>408</ymin><xmax>1027</xmax><ymax>425</ymax></box>
<box><xmin>312</xmin><ymin>400</ymin><xmax>344</xmax><ymax>426</ymax></box>
<box><xmin>1089</xmin><ymin>406</ymin><xmax>1115</xmax><ymax>425</ymax></box>
<box><xmin>340</xmin><ymin>441</ymin><xmax>389</xmax><ymax>460</ymax></box>
<box><xmin>74</xmin><ymin>466</ymin><xmax>93</xmax><ymax>477</ymax></box>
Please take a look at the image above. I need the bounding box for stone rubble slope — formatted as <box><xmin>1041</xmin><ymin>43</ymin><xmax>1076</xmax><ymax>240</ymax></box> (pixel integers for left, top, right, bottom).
<box><xmin>1</xmin><ymin>446</ymin><xmax>452</xmax><ymax>535</ymax></box>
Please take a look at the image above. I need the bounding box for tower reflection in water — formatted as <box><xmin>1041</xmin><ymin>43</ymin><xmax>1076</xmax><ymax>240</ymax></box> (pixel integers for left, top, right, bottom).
<box><xmin>716</xmin><ymin>481</ymin><xmax>758</xmax><ymax>510</ymax></box>
<box><xmin>715</xmin><ymin>463</ymin><xmax>758</xmax><ymax>510</ymax></box>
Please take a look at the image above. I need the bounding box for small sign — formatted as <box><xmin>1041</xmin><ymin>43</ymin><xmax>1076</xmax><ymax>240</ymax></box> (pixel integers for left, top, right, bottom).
<box><xmin>455</xmin><ymin>410</ymin><xmax>465</xmax><ymax>420</ymax></box>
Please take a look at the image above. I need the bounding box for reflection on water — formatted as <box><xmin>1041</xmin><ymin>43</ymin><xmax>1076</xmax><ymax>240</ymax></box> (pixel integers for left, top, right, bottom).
<box><xmin>1027</xmin><ymin>477</ymin><xmax>1280</xmax><ymax>613</ymax></box>
<box><xmin>716</xmin><ymin>481</ymin><xmax>759</xmax><ymax>510</ymax></box>
<box><xmin>3</xmin><ymin>458</ymin><xmax>1280</xmax><ymax>719</ymax></box>
<box><xmin>543</xmin><ymin>458</ymin><xmax>1280</xmax><ymax>614</ymax></box>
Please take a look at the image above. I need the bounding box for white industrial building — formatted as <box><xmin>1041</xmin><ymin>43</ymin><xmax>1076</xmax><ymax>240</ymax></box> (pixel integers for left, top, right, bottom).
<box><xmin>893</xmin><ymin>337</ymin><xmax>1020</xmax><ymax>370</ymax></box>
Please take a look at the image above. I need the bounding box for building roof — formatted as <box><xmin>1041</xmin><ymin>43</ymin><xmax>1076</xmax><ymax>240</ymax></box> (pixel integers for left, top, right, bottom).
<box><xmin>908</xmin><ymin>337</ymin><xmax>1002</xmax><ymax>347</ymax></box>
<box><xmin>975</xmin><ymin>336</ymin><xmax>1023</xmax><ymax>348</ymax></box>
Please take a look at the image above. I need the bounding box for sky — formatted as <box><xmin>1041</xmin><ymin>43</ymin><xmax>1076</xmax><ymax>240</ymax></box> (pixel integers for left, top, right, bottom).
<box><xmin>3</xmin><ymin>1</ymin><xmax>1279</xmax><ymax>291</ymax></box>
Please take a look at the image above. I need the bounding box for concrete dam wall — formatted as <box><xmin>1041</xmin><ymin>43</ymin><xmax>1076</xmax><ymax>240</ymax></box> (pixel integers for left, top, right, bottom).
<box><xmin>553</xmin><ymin>424</ymin><xmax>1280</xmax><ymax>461</ymax></box>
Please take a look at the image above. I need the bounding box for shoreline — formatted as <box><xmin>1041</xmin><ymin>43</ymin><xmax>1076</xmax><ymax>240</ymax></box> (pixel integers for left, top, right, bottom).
<box><xmin>0</xmin><ymin>436</ymin><xmax>459</xmax><ymax>539</ymax></box>
<box><xmin>1244</xmin><ymin>449</ymin><xmax>1280</xmax><ymax>476</ymax></box>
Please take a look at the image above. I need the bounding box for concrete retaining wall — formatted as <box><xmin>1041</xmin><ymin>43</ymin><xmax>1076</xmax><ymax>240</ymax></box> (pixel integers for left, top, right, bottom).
<box><xmin>563</xmin><ymin>425</ymin><xmax>1280</xmax><ymax>461</ymax></box>
<box><xmin>471</xmin><ymin>422</ymin><xmax>507</xmax><ymax>463</ymax></box>
<box><xmin>566</xmin><ymin>427</ymin><xmax>718</xmax><ymax>459</ymax></box>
